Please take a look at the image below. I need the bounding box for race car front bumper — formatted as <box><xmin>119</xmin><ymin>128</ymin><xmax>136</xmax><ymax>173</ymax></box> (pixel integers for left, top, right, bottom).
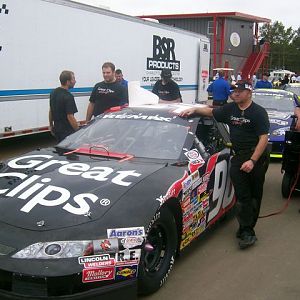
<box><xmin>0</xmin><ymin>270</ymin><xmax>137</xmax><ymax>300</ymax></box>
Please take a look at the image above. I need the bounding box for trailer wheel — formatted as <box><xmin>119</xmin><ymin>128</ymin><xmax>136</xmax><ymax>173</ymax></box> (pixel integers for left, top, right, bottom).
<box><xmin>281</xmin><ymin>172</ymin><xmax>294</xmax><ymax>198</ymax></box>
<box><xmin>138</xmin><ymin>206</ymin><xmax>177</xmax><ymax>295</ymax></box>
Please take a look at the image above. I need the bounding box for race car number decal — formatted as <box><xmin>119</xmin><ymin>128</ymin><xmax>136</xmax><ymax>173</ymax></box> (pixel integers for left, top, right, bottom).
<box><xmin>180</xmin><ymin>155</ymin><xmax>234</xmax><ymax>250</ymax></box>
<box><xmin>207</xmin><ymin>159</ymin><xmax>234</xmax><ymax>222</ymax></box>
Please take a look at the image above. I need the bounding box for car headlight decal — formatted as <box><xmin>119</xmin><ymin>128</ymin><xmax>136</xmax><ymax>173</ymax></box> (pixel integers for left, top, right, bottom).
<box><xmin>12</xmin><ymin>240</ymin><xmax>92</xmax><ymax>259</ymax></box>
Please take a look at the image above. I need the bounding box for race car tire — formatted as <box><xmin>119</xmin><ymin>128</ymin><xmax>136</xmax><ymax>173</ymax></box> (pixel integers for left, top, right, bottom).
<box><xmin>138</xmin><ymin>206</ymin><xmax>178</xmax><ymax>295</ymax></box>
<box><xmin>281</xmin><ymin>172</ymin><xmax>294</xmax><ymax>198</ymax></box>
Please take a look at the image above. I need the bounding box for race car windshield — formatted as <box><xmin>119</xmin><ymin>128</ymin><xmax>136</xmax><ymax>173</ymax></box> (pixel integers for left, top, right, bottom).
<box><xmin>252</xmin><ymin>93</ymin><xmax>295</xmax><ymax>112</ymax></box>
<box><xmin>58</xmin><ymin>118</ymin><xmax>188</xmax><ymax>160</ymax></box>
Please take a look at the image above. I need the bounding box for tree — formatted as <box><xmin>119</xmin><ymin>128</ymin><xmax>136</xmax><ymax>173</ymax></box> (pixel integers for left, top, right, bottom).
<box><xmin>260</xmin><ymin>21</ymin><xmax>299</xmax><ymax>72</ymax></box>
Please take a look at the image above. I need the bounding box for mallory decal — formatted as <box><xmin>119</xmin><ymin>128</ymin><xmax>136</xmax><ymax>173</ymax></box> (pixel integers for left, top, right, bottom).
<box><xmin>82</xmin><ymin>267</ymin><xmax>114</xmax><ymax>283</ymax></box>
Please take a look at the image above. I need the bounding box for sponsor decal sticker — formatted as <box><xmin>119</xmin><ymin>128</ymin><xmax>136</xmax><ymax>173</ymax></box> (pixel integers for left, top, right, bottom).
<box><xmin>92</xmin><ymin>238</ymin><xmax>119</xmax><ymax>254</ymax></box>
<box><xmin>103</xmin><ymin>113</ymin><xmax>171</xmax><ymax>122</ymax></box>
<box><xmin>115</xmin><ymin>249</ymin><xmax>141</xmax><ymax>266</ymax></box>
<box><xmin>82</xmin><ymin>267</ymin><xmax>115</xmax><ymax>283</ymax></box>
<box><xmin>115</xmin><ymin>265</ymin><xmax>138</xmax><ymax>280</ymax></box>
<box><xmin>182</xmin><ymin>175</ymin><xmax>192</xmax><ymax>193</ymax></box>
<box><xmin>184</xmin><ymin>149</ymin><xmax>205</xmax><ymax>165</ymax></box>
<box><xmin>78</xmin><ymin>254</ymin><xmax>115</xmax><ymax>268</ymax></box>
<box><xmin>120</xmin><ymin>237</ymin><xmax>144</xmax><ymax>249</ymax></box>
<box><xmin>107</xmin><ymin>227</ymin><xmax>145</xmax><ymax>238</ymax></box>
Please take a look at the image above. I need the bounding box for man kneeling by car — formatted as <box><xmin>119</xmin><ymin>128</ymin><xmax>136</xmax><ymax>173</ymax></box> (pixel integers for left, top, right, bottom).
<box><xmin>179</xmin><ymin>81</ymin><xmax>270</xmax><ymax>249</ymax></box>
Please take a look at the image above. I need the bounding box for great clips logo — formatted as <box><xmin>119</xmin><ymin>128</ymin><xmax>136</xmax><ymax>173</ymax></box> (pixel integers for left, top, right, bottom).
<box><xmin>147</xmin><ymin>35</ymin><xmax>180</xmax><ymax>71</ymax></box>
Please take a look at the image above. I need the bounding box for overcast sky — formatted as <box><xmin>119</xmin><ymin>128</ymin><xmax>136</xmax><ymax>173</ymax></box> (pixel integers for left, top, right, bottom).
<box><xmin>75</xmin><ymin>0</ymin><xmax>299</xmax><ymax>30</ymax></box>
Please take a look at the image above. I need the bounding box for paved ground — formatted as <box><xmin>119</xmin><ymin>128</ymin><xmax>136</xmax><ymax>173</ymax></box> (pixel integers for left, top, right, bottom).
<box><xmin>1</xmin><ymin>134</ymin><xmax>300</xmax><ymax>300</ymax></box>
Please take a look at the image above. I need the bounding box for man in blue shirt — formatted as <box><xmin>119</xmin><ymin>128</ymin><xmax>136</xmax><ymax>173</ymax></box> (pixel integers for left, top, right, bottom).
<box><xmin>255</xmin><ymin>72</ymin><xmax>273</xmax><ymax>89</ymax></box>
<box><xmin>207</xmin><ymin>69</ymin><xmax>231</xmax><ymax>106</ymax></box>
<box><xmin>115</xmin><ymin>69</ymin><xmax>128</xmax><ymax>88</ymax></box>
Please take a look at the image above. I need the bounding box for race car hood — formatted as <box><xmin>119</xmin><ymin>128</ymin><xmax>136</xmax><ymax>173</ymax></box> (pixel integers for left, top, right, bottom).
<box><xmin>0</xmin><ymin>148</ymin><xmax>166</xmax><ymax>231</ymax></box>
<box><xmin>267</xmin><ymin>110</ymin><xmax>292</xmax><ymax>142</ymax></box>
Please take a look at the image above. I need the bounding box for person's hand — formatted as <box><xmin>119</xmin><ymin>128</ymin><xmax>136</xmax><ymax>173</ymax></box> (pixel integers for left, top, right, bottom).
<box><xmin>178</xmin><ymin>107</ymin><xmax>197</xmax><ymax>117</ymax></box>
<box><xmin>240</xmin><ymin>160</ymin><xmax>255</xmax><ymax>173</ymax></box>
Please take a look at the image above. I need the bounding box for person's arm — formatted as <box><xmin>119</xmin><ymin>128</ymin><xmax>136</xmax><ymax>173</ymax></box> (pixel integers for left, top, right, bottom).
<box><xmin>207</xmin><ymin>82</ymin><xmax>213</xmax><ymax>93</ymax></box>
<box><xmin>240</xmin><ymin>134</ymin><xmax>268</xmax><ymax>173</ymax></box>
<box><xmin>67</xmin><ymin>114</ymin><xmax>79</xmax><ymax>131</ymax></box>
<box><xmin>170</xmin><ymin>82</ymin><xmax>182</xmax><ymax>102</ymax></box>
<box><xmin>49</xmin><ymin>109</ymin><xmax>54</xmax><ymax>136</ymax></box>
<box><xmin>178</xmin><ymin>106</ymin><xmax>213</xmax><ymax>117</ymax></box>
<box><xmin>86</xmin><ymin>102</ymin><xmax>95</xmax><ymax>122</ymax></box>
<box><xmin>295</xmin><ymin>106</ymin><xmax>300</xmax><ymax>131</ymax></box>
<box><xmin>152</xmin><ymin>82</ymin><xmax>159</xmax><ymax>95</ymax></box>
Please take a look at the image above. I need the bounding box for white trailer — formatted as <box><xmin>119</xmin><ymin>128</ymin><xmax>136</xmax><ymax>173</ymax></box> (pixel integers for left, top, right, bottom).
<box><xmin>0</xmin><ymin>0</ymin><xmax>210</xmax><ymax>139</ymax></box>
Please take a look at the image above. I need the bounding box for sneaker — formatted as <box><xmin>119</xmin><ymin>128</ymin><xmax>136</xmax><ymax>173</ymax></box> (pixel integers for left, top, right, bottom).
<box><xmin>239</xmin><ymin>234</ymin><xmax>257</xmax><ymax>249</ymax></box>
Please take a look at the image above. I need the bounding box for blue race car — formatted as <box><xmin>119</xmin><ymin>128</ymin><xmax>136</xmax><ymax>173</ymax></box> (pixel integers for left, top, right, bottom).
<box><xmin>252</xmin><ymin>89</ymin><xmax>299</xmax><ymax>158</ymax></box>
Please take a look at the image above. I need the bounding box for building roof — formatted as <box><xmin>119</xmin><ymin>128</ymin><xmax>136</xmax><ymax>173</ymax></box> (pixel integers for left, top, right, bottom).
<box><xmin>139</xmin><ymin>12</ymin><xmax>270</xmax><ymax>23</ymax></box>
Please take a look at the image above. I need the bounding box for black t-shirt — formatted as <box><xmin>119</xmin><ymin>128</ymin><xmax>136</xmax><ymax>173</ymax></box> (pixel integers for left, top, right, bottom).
<box><xmin>152</xmin><ymin>80</ymin><xmax>182</xmax><ymax>101</ymax></box>
<box><xmin>50</xmin><ymin>87</ymin><xmax>78</xmax><ymax>135</ymax></box>
<box><xmin>212</xmin><ymin>101</ymin><xmax>270</xmax><ymax>152</ymax></box>
<box><xmin>89</xmin><ymin>81</ymin><xmax>128</xmax><ymax>116</ymax></box>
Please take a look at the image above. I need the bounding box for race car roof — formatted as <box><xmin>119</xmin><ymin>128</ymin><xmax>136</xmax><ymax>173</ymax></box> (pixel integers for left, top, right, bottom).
<box><xmin>103</xmin><ymin>103</ymin><xmax>207</xmax><ymax>125</ymax></box>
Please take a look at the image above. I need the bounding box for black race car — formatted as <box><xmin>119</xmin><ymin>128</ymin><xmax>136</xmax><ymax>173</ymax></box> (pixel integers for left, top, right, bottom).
<box><xmin>0</xmin><ymin>104</ymin><xmax>235</xmax><ymax>299</ymax></box>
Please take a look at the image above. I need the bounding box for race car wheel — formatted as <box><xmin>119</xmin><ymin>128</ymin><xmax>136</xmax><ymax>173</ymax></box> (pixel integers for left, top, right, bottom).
<box><xmin>138</xmin><ymin>206</ymin><xmax>178</xmax><ymax>295</ymax></box>
<box><xmin>281</xmin><ymin>172</ymin><xmax>294</xmax><ymax>198</ymax></box>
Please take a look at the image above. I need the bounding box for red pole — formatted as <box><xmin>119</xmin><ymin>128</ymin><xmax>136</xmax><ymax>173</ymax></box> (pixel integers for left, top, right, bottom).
<box><xmin>213</xmin><ymin>15</ymin><xmax>217</xmax><ymax>70</ymax></box>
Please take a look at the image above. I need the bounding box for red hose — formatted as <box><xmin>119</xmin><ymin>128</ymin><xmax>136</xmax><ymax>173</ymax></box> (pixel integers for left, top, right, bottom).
<box><xmin>259</xmin><ymin>154</ymin><xmax>300</xmax><ymax>218</ymax></box>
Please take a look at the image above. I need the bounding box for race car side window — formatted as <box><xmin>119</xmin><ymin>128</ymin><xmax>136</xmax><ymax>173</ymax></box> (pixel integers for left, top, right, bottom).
<box><xmin>195</xmin><ymin>118</ymin><xmax>229</xmax><ymax>154</ymax></box>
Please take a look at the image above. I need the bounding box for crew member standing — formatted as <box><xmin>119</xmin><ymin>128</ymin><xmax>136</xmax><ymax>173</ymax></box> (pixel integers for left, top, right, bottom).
<box><xmin>179</xmin><ymin>81</ymin><xmax>270</xmax><ymax>249</ymax></box>
<box><xmin>86</xmin><ymin>62</ymin><xmax>128</xmax><ymax>122</ymax></box>
<box><xmin>255</xmin><ymin>72</ymin><xmax>273</xmax><ymax>89</ymax></box>
<box><xmin>115</xmin><ymin>69</ymin><xmax>128</xmax><ymax>88</ymax></box>
<box><xmin>152</xmin><ymin>69</ymin><xmax>182</xmax><ymax>103</ymax></box>
<box><xmin>49</xmin><ymin>70</ymin><xmax>79</xmax><ymax>142</ymax></box>
<box><xmin>207</xmin><ymin>69</ymin><xmax>231</xmax><ymax>106</ymax></box>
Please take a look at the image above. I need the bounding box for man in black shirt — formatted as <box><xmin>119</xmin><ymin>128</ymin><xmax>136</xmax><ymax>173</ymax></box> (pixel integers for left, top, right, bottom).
<box><xmin>152</xmin><ymin>69</ymin><xmax>182</xmax><ymax>103</ymax></box>
<box><xmin>179</xmin><ymin>81</ymin><xmax>270</xmax><ymax>249</ymax></box>
<box><xmin>86</xmin><ymin>62</ymin><xmax>128</xmax><ymax>122</ymax></box>
<box><xmin>49</xmin><ymin>70</ymin><xmax>79</xmax><ymax>142</ymax></box>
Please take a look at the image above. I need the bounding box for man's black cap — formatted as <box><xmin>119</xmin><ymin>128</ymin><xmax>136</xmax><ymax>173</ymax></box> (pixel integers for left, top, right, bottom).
<box><xmin>234</xmin><ymin>81</ymin><xmax>253</xmax><ymax>91</ymax></box>
<box><xmin>161</xmin><ymin>69</ymin><xmax>172</xmax><ymax>78</ymax></box>
<box><xmin>263</xmin><ymin>72</ymin><xmax>270</xmax><ymax>77</ymax></box>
